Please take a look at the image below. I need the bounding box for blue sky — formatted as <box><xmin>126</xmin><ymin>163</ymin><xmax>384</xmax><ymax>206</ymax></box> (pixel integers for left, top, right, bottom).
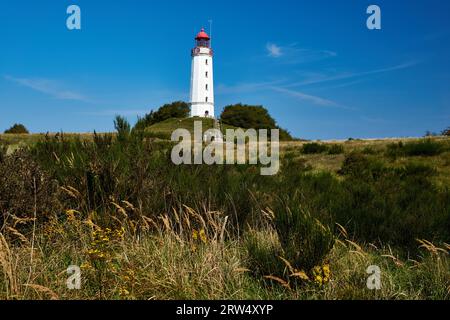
<box><xmin>0</xmin><ymin>0</ymin><xmax>449</xmax><ymax>139</ymax></box>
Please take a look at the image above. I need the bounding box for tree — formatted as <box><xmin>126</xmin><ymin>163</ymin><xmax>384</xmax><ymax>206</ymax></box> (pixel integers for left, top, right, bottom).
<box><xmin>134</xmin><ymin>101</ymin><xmax>190</xmax><ymax>131</ymax></box>
<box><xmin>442</xmin><ymin>127</ymin><xmax>450</xmax><ymax>136</ymax></box>
<box><xmin>4</xmin><ymin>123</ymin><xmax>29</xmax><ymax>134</ymax></box>
<box><xmin>221</xmin><ymin>104</ymin><xmax>276</xmax><ymax>129</ymax></box>
<box><xmin>220</xmin><ymin>104</ymin><xmax>293</xmax><ymax>140</ymax></box>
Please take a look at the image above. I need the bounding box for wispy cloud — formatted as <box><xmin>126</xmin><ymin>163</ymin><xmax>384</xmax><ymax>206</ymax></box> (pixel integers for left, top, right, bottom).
<box><xmin>216</xmin><ymin>59</ymin><xmax>418</xmax><ymax>110</ymax></box>
<box><xmin>4</xmin><ymin>75</ymin><xmax>90</xmax><ymax>102</ymax></box>
<box><xmin>217</xmin><ymin>80</ymin><xmax>352</xmax><ymax>109</ymax></box>
<box><xmin>286</xmin><ymin>60</ymin><xmax>420</xmax><ymax>87</ymax></box>
<box><xmin>270</xmin><ymin>86</ymin><xmax>354</xmax><ymax>110</ymax></box>
<box><xmin>266</xmin><ymin>43</ymin><xmax>283</xmax><ymax>57</ymax></box>
<box><xmin>265</xmin><ymin>43</ymin><xmax>336</xmax><ymax>64</ymax></box>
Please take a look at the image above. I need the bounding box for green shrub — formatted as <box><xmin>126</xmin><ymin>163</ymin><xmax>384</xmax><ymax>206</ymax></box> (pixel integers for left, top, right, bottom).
<box><xmin>245</xmin><ymin>195</ymin><xmax>335</xmax><ymax>279</ymax></box>
<box><xmin>114</xmin><ymin>116</ymin><xmax>131</xmax><ymax>143</ymax></box>
<box><xmin>387</xmin><ymin>139</ymin><xmax>445</xmax><ymax>157</ymax></box>
<box><xmin>334</xmin><ymin>153</ymin><xmax>450</xmax><ymax>251</ymax></box>
<box><xmin>4</xmin><ymin>123</ymin><xmax>29</xmax><ymax>134</ymax></box>
<box><xmin>301</xmin><ymin>143</ymin><xmax>328</xmax><ymax>154</ymax></box>
<box><xmin>327</xmin><ymin>144</ymin><xmax>344</xmax><ymax>155</ymax></box>
<box><xmin>403</xmin><ymin>139</ymin><xmax>445</xmax><ymax>156</ymax></box>
<box><xmin>272</xmin><ymin>194</ymin><xmax>335</xmax><ymax>271</ymax></box>
<box><xmin>338</xmin><ymin>152</ymin><xmax>385</xmax><ymax>178</ymax></box>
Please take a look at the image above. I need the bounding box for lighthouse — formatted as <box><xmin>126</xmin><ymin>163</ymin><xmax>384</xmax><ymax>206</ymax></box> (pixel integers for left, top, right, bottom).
<box><xmin>190</xmin><ymin>28</ymin><xmax>215</xmax><ymax>118</ymax></box>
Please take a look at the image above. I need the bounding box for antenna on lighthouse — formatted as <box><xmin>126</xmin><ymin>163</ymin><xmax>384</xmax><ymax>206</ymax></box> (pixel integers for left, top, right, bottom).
<box><xmin>208</xmin><ymin>19</ymin><xmax>213</xmax><ymax>44</ymax></box>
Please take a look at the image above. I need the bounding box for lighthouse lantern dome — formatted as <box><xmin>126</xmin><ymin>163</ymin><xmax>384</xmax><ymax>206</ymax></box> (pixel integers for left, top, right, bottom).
<box><xmin>195</xmin><ymin>28</ymin><xmax>210</xmax><ymax>48</ymax></box>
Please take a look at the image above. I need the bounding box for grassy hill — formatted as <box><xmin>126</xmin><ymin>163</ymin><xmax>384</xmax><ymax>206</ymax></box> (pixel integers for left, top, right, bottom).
<box><xmin>144</xmin><ymin>117</ymin><xmax>240</xmax><ymax>139</ymax></box>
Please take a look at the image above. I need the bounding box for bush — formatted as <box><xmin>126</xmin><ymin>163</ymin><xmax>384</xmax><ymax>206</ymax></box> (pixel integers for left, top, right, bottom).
<box><xmin>403</xmin><ymin>139</ymin><xmax>445</xmax><ymax>156</ymax></box>
<box><xmin>4</xmin><ymin>123</ymin><xmax>29</xmax><ymax>134</ymax></box>
<box><xmin>114</xmin><ymin>116</ymin><xmax>131</xmax><ymax>143</ymax></box>
<box><xmin>273</xmin><ymin>194</ymin><xmax>335</xmax><ymax>272</ymax></box>
<box><xmin>387</xmin><ymin>139</ymin><xmax>445</xmax><ymax>157</ymax></box>
<box><xmin>338</xmin><ymin>152</ymin><xmax>385</xmax><ymax>178</ymax></box>
<box><xmin>335</xmin><ymin>153</ymin><xmax>450</xmax><ymax>250</ymax></box>
<box><xmin>301</xmin><ymin>143</ymin><xmax>328</xmax><ymax>154</ymax></box>
<box><xmin>327</xmin><ymin>144</ymin><xmax>344</xmax><ymax>155</ymax></box>
<box><xmin>245</xmin><ymin>194</ymin><xmax>335</xmax><ymax>280</ymax></box>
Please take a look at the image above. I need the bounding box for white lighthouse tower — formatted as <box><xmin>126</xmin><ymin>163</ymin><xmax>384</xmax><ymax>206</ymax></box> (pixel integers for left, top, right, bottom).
<box><xmin>190</xmin><ymin>28</ymin><xmax>215</xmax><ymax>118</ymax></box>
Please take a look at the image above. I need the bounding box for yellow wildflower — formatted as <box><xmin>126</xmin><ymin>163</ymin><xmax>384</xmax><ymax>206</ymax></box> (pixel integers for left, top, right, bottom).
<box><xmin>192</xmin><ymin>229</ymin><xmax>198</xmax><ymax>241</ymax></box>
<box><xmin>80</xmin><ymin>262</ymin><xmax>94</xmax><ymax>271</ymax></box>
<box><xmin>199</xmin><ymin>229</ymin><xmax>207</xmax><ymax>244</ymax></box>
<box><xmin>118</xmin><ymin>287</ymin><xmax>130</xmax><ymax>296</ymax></box>
<box><xmin>312</xmin><ymin>264</ymin><xmax>331</xmax><ymax>286</ymax></box>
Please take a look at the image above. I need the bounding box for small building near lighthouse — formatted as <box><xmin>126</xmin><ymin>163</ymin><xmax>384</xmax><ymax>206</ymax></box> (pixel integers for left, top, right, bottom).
<box><xmin>190</xmin><ymin>28</ymin><xmax>215</xmax><ymax>118</ymax></box>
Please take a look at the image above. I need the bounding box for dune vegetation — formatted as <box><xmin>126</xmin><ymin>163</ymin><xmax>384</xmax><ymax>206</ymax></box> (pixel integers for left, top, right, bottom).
<box><xmin>0</xmin><ymin>122</ymin><xmax>449</xmax><ymax>300</ymax></box>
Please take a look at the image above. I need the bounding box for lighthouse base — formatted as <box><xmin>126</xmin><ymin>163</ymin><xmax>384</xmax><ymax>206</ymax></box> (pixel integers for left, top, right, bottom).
<box><xmin>190</xmin><ymin>103</ymin><xmax>215</xmax><ymax>118</ymax></box>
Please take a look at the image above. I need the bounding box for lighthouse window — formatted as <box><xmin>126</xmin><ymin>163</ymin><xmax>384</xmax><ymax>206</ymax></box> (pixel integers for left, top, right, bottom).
<box><xmin>205</xmin><ymin>59</ymin><xmax>208</xmax><ymax>65</ymax></box>
<box><xmin>205</xmin><ymin>71</ymin><xmax>208</xmax><ymax>78</ymax></box>
<box><xmin>206</xmin><ymin>84</ymin><xmax>208</xmax><ymax>90</ymax></box>
<box><xmin>206</xmin><ymin>97</ymin><xmax>208</xmax><ymax>102</ymax></box>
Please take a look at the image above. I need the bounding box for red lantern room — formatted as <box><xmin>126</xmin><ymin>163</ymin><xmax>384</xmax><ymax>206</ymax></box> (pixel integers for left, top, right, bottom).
<box><xmin>195</xmin><ymin>28</ymin><xmax>210</xmax><ymax>48</ymax></box>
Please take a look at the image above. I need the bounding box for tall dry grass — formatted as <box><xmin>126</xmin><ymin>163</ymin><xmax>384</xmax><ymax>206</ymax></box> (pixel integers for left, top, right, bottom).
<box><xmin>0</xmin><ymin>203</ymin><xmax>448</xmax><ymax>300</ymax></box>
